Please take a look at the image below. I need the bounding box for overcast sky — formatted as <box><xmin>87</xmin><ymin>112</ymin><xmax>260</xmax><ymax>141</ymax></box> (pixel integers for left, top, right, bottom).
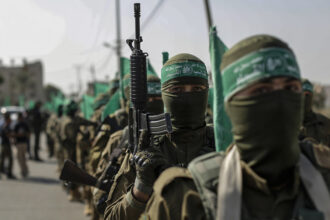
<box><xmin>0</xmin><ymin>0</ymin><xmax>329</xmax><ymax>93</ymax></box>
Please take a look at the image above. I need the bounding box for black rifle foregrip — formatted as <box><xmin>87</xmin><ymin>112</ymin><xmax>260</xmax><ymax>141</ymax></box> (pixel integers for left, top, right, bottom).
<box><xmin>130</xmin><ymin>53</ymin><xmax>147</xmax><ymax>110</ymax></box>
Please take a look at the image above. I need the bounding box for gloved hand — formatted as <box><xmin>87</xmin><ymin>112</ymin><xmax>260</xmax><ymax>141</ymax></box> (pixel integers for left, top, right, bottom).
<box><xmin>133</xmin><ymin>131</ymin><xmax>169</xmax><ymax>196</ymax></box>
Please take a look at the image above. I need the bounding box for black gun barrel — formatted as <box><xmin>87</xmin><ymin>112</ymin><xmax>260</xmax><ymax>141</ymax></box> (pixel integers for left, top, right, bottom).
<box><xmin>134</xmin><ymin>3</ymin><xmax>141</xmax><ymax>49</ymax></box>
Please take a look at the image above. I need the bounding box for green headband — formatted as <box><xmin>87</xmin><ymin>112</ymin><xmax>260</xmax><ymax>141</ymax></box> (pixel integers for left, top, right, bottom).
<box><xmin>147</xmin><ymin>82</ymin><xmax>161</xmax><ymax>95</ymax></box>
<box><xmin>222</xmin><ymin>47</ymin><xmax>301</xmax><ymax>101</ymax></box>
<box><xmin>302</xmin><ymin>80</ymin><xmax>313</xmax><ymax>92</ymax></box>
<box><xmin>161</xmin><ymin>61</ymin><xmax>208</xmax><ymax>84</ymax></box>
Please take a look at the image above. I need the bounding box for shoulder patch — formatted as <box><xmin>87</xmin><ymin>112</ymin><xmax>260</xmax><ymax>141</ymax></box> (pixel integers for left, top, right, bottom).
<box><xmin>153</xmin><ymin>167</ymin><xmax>192</xmax><ymax>195</ymax></box>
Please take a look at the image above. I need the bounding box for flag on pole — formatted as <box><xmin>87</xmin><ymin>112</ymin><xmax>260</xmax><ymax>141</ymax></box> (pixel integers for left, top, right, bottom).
<box><xmin>80</xmin><ymin>95</ymin><xmax>95</xmax><ymax>119</ymax></box>
<box><xmin>209</xmin><ymin>26</ymin><xmax>232</xmax><ymax>151</ymax></box>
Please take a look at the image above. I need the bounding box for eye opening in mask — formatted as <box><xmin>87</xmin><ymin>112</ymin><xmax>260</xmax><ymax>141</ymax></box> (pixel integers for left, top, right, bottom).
<box><xmin>230</xmin><ymin>76</ymin><xmax>302</xmax><ymax>101</ymax></box>
<box><xmin>165</xmin><ymin>84</ymin><xmax>207</xmax><ymax>94</ymax></box>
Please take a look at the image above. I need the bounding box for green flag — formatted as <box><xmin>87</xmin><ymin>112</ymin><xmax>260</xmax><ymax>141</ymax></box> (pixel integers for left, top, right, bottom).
<box><xmin>28</xmin><ymin>100</ymin><xmax>35</xmax><ymax>109</ymax></box>
<box><xmin>4</xmin><ymin>97</ymin><xmax>11</xmax><ymax>106</ymax></box>
<box><xmin>94</xmin><ymin>83</ymin><xmax>110</xmax><ymax>97</ymax></box>
<box><xmin>43</xmin><ymin>101</ymin><xmax>54</xmax><ymax>112</ymax></box>
<box><xmin>52</xmin><ymin>93</ymin><xmax>68</xmax><ymax>112</ymax></box>
<box><xmin>147</xmin><ymin>59</ymin><xmax>158</xmax><ymax>76</ymax></box>
<box><xmin>80</xmin><ymin>95</ymin><xmax>95</xmax><ymax>119</ymax></box>
<box><xmin>19</xmin><ymin>95</ymin><xmax>25</xmax><ymax>107</ymax></box>
<box><xmin>101</xmin><ymin>90</ymin><xmax>121</xmax><ymax>121</ymax></box>
<box><xmin>208</xmin><ymin>87</ymin><xmax>214</xmax><ymax>110</ymax></box>
<box><xmin>209</xmin><ymin>26</ymin><xmax>232</xmax><ymax>152</ymax></box>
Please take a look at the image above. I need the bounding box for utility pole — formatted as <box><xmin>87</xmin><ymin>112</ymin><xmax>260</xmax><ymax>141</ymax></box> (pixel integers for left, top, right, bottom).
<box><xmin>116</xmin><ymin>0</ymin><xmax>122</xmax><ymax>81</ymax></box>
<box><xmin>74</xmin><ymin>64</ymin><xmax>82</xmax><ymax>97</ymax></box>
<box><xmin>203</xmin><ymin>0</ymin><xmax>213</xmax><ymax>31</ymax></box>
<box><xmin>90</xmin><ymin>64</ymin><xmax>96</xmax><ymax>82</ymax></box>
<box><xmin>115</xmin><ymin>0</ymin><xmax>125</xmax><ymax>104</ymax></box>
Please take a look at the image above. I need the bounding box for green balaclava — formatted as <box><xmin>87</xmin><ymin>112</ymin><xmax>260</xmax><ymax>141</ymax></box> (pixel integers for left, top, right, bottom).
<box><xmin>146</xmin><ymin>75</ymin><xmax>164</xmax><ymax>114</ymax></box>
<box><xmin>221</xmin><ymin>35</ymin><xmax>303</xmax><ymax>186</ymax></box>
<box><xmin>302</xmin><ymin>78</ymin><xmax>314</xmax><ymax>119</ymax></box>
<box><xmin>161</xmin><ymin>53</ymin><xmax>209</xmax><ymax>130</ymax></box>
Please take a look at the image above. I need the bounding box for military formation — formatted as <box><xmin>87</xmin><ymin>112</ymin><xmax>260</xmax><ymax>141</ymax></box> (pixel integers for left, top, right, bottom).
<box><xmin>40</xmin><ymin>4</ymin><xmax>330</xmax><ymax>220</ymax></box>
<box><xmin>43</xmin><ymin>35</ymin><xmax>330</xmax><ymax>220</ymax></box>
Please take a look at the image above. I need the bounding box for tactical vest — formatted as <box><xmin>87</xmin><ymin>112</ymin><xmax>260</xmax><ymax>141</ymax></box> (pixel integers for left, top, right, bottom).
<box><xmin>188</xmin><ymin>143</ymin><xmax>330</xmax><ymax>220</ymax></box>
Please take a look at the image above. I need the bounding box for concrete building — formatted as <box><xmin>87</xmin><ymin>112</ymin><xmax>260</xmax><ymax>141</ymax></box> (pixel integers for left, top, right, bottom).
<box><xmin>0</xmin><ymin>60</ymin><xmax>44</xmax><ymax>106</ymax></box>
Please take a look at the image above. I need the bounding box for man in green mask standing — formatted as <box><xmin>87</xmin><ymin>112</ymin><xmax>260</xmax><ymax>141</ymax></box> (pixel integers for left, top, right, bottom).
<box><xmin>141</xmin><ymin>35</ymin><xmax>330</xmax><ymax>220</ymax></box>
<box><xmin>300</xmin><ymin>79</ymin><xmax>330</xmax><ymax>146</ymax></box>
<box><xmin>103</xmin><ymin>53</ymin><xmax>215</xmax><ymax>220</ymax></box>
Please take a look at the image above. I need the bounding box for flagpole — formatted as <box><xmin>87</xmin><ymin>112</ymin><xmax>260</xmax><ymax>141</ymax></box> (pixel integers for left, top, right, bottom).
<box><xmin>203</xmin><ymin>0</ymin><xmax>213</xmax><ymax>30</ymax></box>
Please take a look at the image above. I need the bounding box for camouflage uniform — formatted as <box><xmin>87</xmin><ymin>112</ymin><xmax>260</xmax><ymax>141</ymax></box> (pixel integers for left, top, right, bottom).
<box><xmin>88</xmin><ymin>108</ymin><xmax>128</xmax><ymax>175</ymax></box>
<box><xmin>141</xmin><ymin>142</ymin><xmax>330</xmax><ymax>220</ymax></box>
<box><xmin>60</xmin><ymin>112</ymin><xmax>97</xmax><ymax>201</ymax></box>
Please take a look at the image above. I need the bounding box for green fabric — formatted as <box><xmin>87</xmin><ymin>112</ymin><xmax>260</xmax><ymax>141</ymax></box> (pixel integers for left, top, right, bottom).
<box><xmin>161</xmin><ymin>61</ymin><xmax>208</xmax><ymax>84</ymax></box>
<box><xmin>101</xmin><ymin>90</ymin><xmax>121</xmax><ymax>121</ymax></box>
<box><xmin>208</xmin><ymin>88</ymin><xmax>214</xmax><ymax>110</ymax></box>
<box><xmin>162</xmin><ymin>77</ymin><xmax>208</xmax><ymax>130</ymax></box>
<box><xmin>119</xmin><ymin>57</ymin><xmax>158</xmax><ymax>100</ymax></box>
<box><xmin>80</xmin><ymin>95</ymin><xmax>95</xmax><ymax>119</ymax></box>
<box><xmin>93</xmin><ymin>93</ymin><xmax>111</xmax><ymax>110</ymax></box>
<box><xmin>220</xmin><ymin>35</ymin><xmax>293</xmax><ymax>71</ymax></box>
<box><xmin>18</xmin><ymin>95</ymin><xmax>24</xmax><ymax>107</ymax></box>
<box><xmin>209</xmin><ymin>26</ymin><xmax>233</xmax><ymax>151</ymax></box>
<box><xmin>28</xmin><ymin>100</ymin><xmax>35</xmax><ymax>109</ymax></box>
<box><xmin>147</xmin><ymin>82</ymin><xmax>161</xmax><ymax>95</ymax></box>
<box><xmin>119</xmin><ymin>57</ymin><xmax>131</xmax><ymax>101</ymax></box>
<box><xmin>162</xmin><ymin>52</ymin><xmax>169</xmax><ymax>65</ymax></box>
<box><xmin>222</xmin><ymin>47</ymin><xmax>301</xmax><ymax>100</ymax></box>
<box><xmin>226</xmin><ymin>90</ymin><xmax>303</xmax><ymax>186</ymax></box>
<box><xmin>302</xmin><ymin>79</ymin><xmax>313</xmax><ymax>93</ymax></box>
<box><xmin>94</xmin><ymin>83</ymin><xmax>110</xmax><ymax>97</ymax></box>
<box><xmin>51</xmin><ymin>93</ymin><xmax>68</xmax><ymax>113</ymax></box>
<box><xmin>4</xmin><ymin>97</ymin><xmax>11</xmax><ymax>106</ymax></box>
<box><xmin>43</xmin><ymin>102</ymin><xmax>53</xmax><ymax>112</ymax></box>
<box><xmin>123</xmin><ymin>75</ymin><xmax>131</xmax><ymax>89</ymax></box>
<box><xmin>109</xmin><ymin>81</ymin><xmax>119</xmax><ymax>90</ymax></box>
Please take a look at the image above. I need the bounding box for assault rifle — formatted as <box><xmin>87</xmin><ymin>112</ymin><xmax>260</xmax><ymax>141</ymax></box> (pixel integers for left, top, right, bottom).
<box><xmin>126</xmin><ymin>3</ymin><xmax>172</xmax><ymax>155</ymax></box>
<box><xmin>59</xmin><ymin>2</ymin><xmax>172</xmax><ymax>196</ymax></box>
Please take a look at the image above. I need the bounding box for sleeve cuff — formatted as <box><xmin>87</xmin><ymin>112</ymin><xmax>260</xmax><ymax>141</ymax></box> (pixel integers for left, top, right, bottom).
<box><xmin>125</xmin><ymin>188</ymin><xmax>147</xmax><ymax>211</ymax></box>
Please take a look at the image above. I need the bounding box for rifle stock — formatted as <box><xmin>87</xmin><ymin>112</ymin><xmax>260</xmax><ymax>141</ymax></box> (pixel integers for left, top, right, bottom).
<box><xmin>60</xmin><ymin>160</ymin><xmax>108</xmax><ymax>191</ymax></box>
